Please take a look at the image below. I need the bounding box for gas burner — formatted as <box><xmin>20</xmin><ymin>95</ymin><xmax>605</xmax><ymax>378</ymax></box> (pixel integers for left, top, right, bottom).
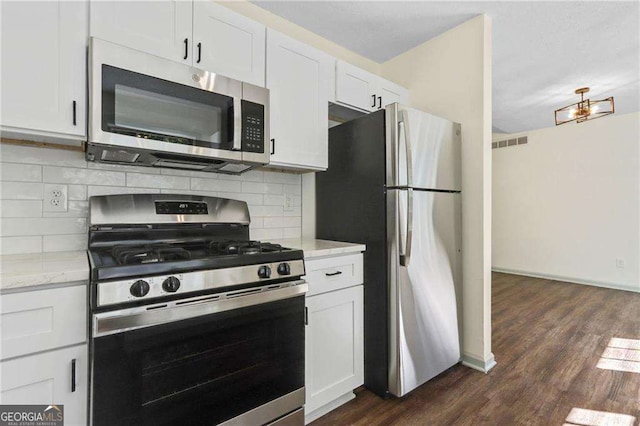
<box><xmin>210</xmin><ymin>240</ymin><xmax>284</xmax><ymax>256</ymax></box>
<box><xmin>112</xmin><ymin>244</ymin><xmax>192</xmax><ymax>265</ymax></box>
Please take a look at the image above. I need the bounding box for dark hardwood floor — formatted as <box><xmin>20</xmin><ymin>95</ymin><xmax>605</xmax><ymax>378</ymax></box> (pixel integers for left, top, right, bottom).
<box><xmin>311</xmin><ymin>272</ymin><xmax>640</xmax><ymax>425</ymax></box>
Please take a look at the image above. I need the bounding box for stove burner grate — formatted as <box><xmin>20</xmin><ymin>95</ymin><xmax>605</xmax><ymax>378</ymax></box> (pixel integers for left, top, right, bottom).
<box><xmin>112</xmin><ymin>244</ymin><xmax>192</xmax><ymax>265</ymax></box>
<box><xmin>210</xmin><ymin>240</ymin><xmax>284</xmax><ymax>256</ymax></box>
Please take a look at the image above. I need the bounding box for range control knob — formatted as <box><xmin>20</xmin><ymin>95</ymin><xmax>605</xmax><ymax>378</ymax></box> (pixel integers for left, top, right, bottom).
<box><xmin>162</xmin><ymin>276</ymin><xmax>181</xmax><ymax>293</ymax></box>
<box><xmin>277</xmin><ymin>263</ymin><xmax>291</xmax><ymax>276</ymax></box>
<box><xmin>130</xmin><ymin>280</ymin><xmax>150</xmax><ymax>298</ymax></box>
<box><xmin>258</xmin><ymin>265</ymin><xmax>272</xmax><ymax>279</ymax></box>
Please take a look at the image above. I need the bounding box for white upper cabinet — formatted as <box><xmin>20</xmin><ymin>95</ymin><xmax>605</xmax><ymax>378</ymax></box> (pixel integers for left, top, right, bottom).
<box><xmin>192</xmin><ymin>1</ymin><xmax>265</xmax><ymax>86</ymax></box>
<box><xmin>90</xmin><ymin>0</ymin><xmax>192</xmax><ymax>65</ymax></box>
<box><xmin>1</xmin><ymin>0</ymin><xmax>87</xmax><ymax>137</ymax></box>
<box><xmin>335</xmin><ymin>60</ymin><xmax>378</xmax><ymax>112</ymax></box>
<box><xmin>267</xmin><ymin>29</ymin><xmax>332</xmax><ymax>171</ymax></box>
<box><xmin>335</xmin><ymin>60</ymin><xmax>408</xmax><ymax>112</ymax></box>
<box><xmin>377</xmin><ymin>77</ymin><xmax>409</xmax><ymax>108</ymax></box>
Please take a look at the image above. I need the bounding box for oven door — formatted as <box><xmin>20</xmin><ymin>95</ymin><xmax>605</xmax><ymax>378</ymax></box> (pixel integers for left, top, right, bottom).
<box><xmin>89</xmin><ymin>38</ymin><xmax>244</xmax><ymax>164</ymax></box>
<box><xmin>90</xmin><ymin>283</ymin><xmax>306</xmax><ymax>426</ymax></box>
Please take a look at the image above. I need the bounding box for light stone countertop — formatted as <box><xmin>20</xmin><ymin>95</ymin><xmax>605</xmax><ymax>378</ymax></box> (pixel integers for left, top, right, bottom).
<box><xmin>272</xmin><ymin>238</ymin><xmax>366</xmax><ymax>259</ymax></box>
<box><xmin>0</xmin><ymin>250</ymin><xmax>89</xmax><ymax>291</ymax></box>
<box><xmin>0</xmin><ymin>239</ymin><xmax>365</xmax><ymax>291</ymax></box>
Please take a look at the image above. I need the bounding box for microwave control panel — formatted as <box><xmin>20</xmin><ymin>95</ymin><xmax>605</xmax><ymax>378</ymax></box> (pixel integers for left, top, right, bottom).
<box><xmin>241</xmin><ymin>100</ymin><xmax>265</xmax><ymax>153</ymax></box>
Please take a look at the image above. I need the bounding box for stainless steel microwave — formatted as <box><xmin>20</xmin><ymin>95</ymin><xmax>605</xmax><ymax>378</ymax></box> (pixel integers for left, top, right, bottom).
<box><xmin>87</xmin><ymin>38</ymin><xmax>269</xmax><ymax>174</ymax></box>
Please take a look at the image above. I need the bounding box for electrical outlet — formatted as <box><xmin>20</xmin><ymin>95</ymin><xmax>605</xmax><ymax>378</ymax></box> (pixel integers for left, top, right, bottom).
<box><xmin>284</xmin><ymin>194</ymin><xmax>294</xmax><ymax>212</ymax></box>
<box><xmin>616</xmin><ymin>258</ymin><xmax>625</xmax><ymax>269</ymax></box>
<box><xmin>44</xmin><ymin>184</ymin><xmax>68</xmax><ymax>213</ymax></box>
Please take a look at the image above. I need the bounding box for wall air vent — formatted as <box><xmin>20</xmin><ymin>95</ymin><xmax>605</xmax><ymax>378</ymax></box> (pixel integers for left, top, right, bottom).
<box><xmin>492</xmin><ymin>136</ymin><xmax>528</xmax><ymax>149</ymax></box>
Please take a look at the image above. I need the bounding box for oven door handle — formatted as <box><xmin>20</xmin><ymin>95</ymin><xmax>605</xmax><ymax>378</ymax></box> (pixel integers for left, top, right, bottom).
<box><xmin>93</xmin><ymin>281</ymin><xmax>308</xmax><ymax>337</ymax></box>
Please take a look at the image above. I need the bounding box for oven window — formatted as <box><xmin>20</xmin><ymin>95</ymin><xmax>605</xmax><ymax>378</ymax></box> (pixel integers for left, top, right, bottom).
<box><xmin>91</xmin><ymin>296</ymin><xmax>304</xmax><ymax>426</ymax></box>
<box><xmin>101</xmin><ymin>65</ymin><xmax>235</xmax><ymax>151</ymax></box>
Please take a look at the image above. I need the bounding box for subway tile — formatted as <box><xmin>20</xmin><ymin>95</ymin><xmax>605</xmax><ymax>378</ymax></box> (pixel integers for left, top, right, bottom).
<box><xmin>191</xmin><ymin>178</ymin><xmax>242</xmax><ymax>193</ymax></box>
<box><xmin>293</xmin><ymin>195</ymin><xmax>302</xmax><ymax>207</ymax></box>
<box><xmin>250</xmin><ymin>228</ymin><xmax>283</xmax><ymax>241</ymax></box>
<box><xmin>43</xmin><ymin>201</ymin><xmax>89</xmax><ymax>218</ymax></box>
<box><xmin>68</xmin><ymin>185</ymin><xmax>87</xmax><ymax>200</ymax></box>
<box><xmin>242</xmin><ymin>182</ymin><xmax>282</xmax><ymax>194</ymax></box>
<box><xmin>249</xmin><ymin>205</ymin><xmax>283</xmax><ymax>217</ymax></box>
<box><xmin>263</xmin><ymin>171</ymin><xmax>301</xmax><ymax>185</ymax></box>
<box><xmin>0</xmin><ymin>236</ymin><xmax>42</xmax><ymax>255</ymax></box>
<box><xmin>43</xmin><ymin>166</ymin><xmax>125</xmax><ymax>186</ymax></box>
<box><xmin>0</xmin><ymin>144</ymin><xmax>87</xmax><ymax>168</ymax></box>
<box><xmin>0</xmin><ymin>182</ymin><xmax>43</xmax><ymax>199</ymax></box>
<box><xmin>263</xmin><ymin>217</ymin><xmax>283</xmax><ymax>229</ymax></box>
<box><xmin>87</xmin><ymin>186</ymin><xmax>157</xmax><ymax>197</ymax></box>
<box><xmin>240</xmin><ymin>170</ymin><xmax>264</xmax><ymax>182</ymax></box>
<box><xmin>249</xmin><ymin>217</ymin><xmax>264</xmax><ymax>229</ymax></box>
<box><xmin>283</xmin><ymin>206</ymin><xmax>302</xmax><ymax>217</ymax></box>
<box><xmin>1</xmin><ymin>218</ymin><xmax>86</xmax><ymax>236</ymax></box>
<box><xmin>263</xmin><ymin>194</ymin><xmax>284</xmax><ymax>206</ymax></box>
<box><xmin>283</xmin><ymin>184</ymin><xmax>301</xmax><ymax>195</ymax></box>
<box><xmin>0</xmin><ymin>200</ymin><xmax>42</xmax><ymax>218</ymax></box>
<box><xmin>1</xmin><ymin>163</ymin><xmax>42</xmax><ymax>182</ymax></box>
<box><xmin>43</xmin><ymin>234</ymin><xmax>87</xmax><ymax>252</ymax></box>
<box><xmin>127</xmin><ymin>173</ymin><xmax>189</xmax><ymax>189</ymax></box>
<box><xmin>282</xmin><ymin>217</ymin><xmax>301</xmax><ymax>228</ymax></box>
<box><xmin>218</xmin><ymin>192</ymin><xmax>262</xmax><ymax>206</ymax></box>
<box><xmin>88</xmin><ymin>162</ymin><xmax>161</xmax><ymax>174</ymax></box>
<box><xmin>282</xmin><ymin>227</ymin><xmax>302</xmax><ymax>239</ymax></box>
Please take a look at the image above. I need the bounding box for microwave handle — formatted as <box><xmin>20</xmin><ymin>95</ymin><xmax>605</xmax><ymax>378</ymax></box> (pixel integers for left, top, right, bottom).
<box><xmin>233</xmin><ymin>97</ymin><xmax>242</xmax><ymax>151</ymax></box>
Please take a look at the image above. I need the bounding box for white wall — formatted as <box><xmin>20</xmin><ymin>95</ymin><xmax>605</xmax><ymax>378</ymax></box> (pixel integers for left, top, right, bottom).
<box><xmin>0</xmin><ymin>144</ymin><xmax>302</xmax><ymax>255</ymax></box>
<box><xmin>381</xmin><ymin>15</ymin><xmax>494</xmax><ymax>370</ymax></box>
<box><xmin>492</xmin><ymin>112</ymin><xmax>640</xmax><ymax>291</ymax></box>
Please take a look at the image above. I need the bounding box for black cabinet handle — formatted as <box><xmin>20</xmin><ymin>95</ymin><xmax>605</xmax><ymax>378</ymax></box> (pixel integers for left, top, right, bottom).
<box><xmin>71</xmin><ymin>359</ymin><xmax>76</xmax><ymax>392</ymax></box>
<box><xmin>378</xmin><ymin>96</ymin><xmax>382</xmax><ymax>109</ymax></box>
<box><xmin>304</xmin><ymin>307</ymin><xmax>308</xmax><ymax>325</ymax></box>
<box><xmin>197</xmin><ymin>42</ymin><xmax>202</xmax><ymax>64</ymax></box>
<box><xmin>183</xmin><ymin>38</ymin><xmax>188</xmax><ymax>60</ymax></box>
<box><xmin>72</xmin><ymin>101</ymin><xmax>77</xmax><ymax>126</ymax></box>
<box><xmin>270</xmin><ymin>138</ymin><xmax>275</xmax><ymax>155</ymax></box>
<box><xmin>371</xmin><ymin>94</ymin><xmax>376</xmax><ymax>108</ymax></box>
<box><xmin>325</xmin><ymin>271</ymin><xmax>343</xmax><ymax>277</ymax></box>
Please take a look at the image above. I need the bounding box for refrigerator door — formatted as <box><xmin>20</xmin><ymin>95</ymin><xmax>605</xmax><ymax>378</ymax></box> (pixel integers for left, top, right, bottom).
<box><xmin>386</xmin><ymin>103</ymin><xmax>461</xmax><ymax>191</ymax></box>
<box><xmin>387</xmin><ymin>188</ymin><xmax>461</xmax><ymax>397</ymax></box>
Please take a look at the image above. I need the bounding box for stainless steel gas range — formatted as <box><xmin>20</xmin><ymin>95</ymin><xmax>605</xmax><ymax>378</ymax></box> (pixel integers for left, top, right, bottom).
<box><xmin>87</xmin><ymin>194</ymin><xmax>307</xmax><ymax>426</ymax></box>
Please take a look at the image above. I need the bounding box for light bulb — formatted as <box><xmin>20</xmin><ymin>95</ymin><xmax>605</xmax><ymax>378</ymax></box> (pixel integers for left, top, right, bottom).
<box><xmin>568</xmin><ymin>108</ymin><xmax>576</xmax><ymax>118</ymax></box>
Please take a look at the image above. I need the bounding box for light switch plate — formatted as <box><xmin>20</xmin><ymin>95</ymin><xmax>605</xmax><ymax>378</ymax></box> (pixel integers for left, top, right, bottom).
<box><xmin>44</xmin><ymin>184</ymin><xmax>68</xmax><ymax>212</ymax></box>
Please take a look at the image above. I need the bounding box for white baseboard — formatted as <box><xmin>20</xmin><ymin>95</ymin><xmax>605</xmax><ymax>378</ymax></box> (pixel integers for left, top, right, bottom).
<box><xmin>461</xmin><ymin>353</ymin><xmax>497</xmax><ymax>373</ymax></box>
<box><xmin>492</xmin><ymin>267</ymin><xmax>639</xmax><ymax>294</ymax></box>
<box><xmin>305</xmin><ymin>391</ymin><xmax>355</xmax><ymax>424</ymax></box>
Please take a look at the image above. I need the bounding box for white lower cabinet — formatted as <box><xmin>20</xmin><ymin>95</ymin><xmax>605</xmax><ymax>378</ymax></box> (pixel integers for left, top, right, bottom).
<box><xmin>0</xmin><ymin>344</ymin><xmax>88</xmax><ymax>426</ymax></box>
<box><xmin>304</xmin><ymin>253</ymin><xmax>364</xmax><ymax>423</ymax></box>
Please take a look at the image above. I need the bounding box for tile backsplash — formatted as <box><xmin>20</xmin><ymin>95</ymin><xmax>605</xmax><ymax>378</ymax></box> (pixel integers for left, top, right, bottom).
<box><xmin>0</xmin><ymin>143</ymin><xmax>302</xmax><ymax>255</ymax></box>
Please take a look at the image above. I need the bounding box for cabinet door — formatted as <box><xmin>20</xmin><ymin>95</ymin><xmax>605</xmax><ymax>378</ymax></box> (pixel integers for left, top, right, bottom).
<box><xmin>0</xmin><ymin>345</ymin><xmax>88</xmax><ymax>426</ymax></box>
<box><xmin>267</xmin><ymin>30</ymin><xmax>332</xmax><ymax>171</ymax></box>
<box><xmin>192</xmin><ymin>1</ymin><xmax>265</xmax><ymax>87</ymax></box>
<box><xmin>305</xmin><ymin>285</ymin><xmax>364</xmax><ymax>414</ymax></box>
<box><xmin>377</xmin><ymin>77</ymin><xmax>409</xmax><ymax>109</ymax></box>
<box><xmin>90</xmin><ymin>0</ymin><xmax>192</xmax><ymax>64</ymax></box>
<box><xmin>1</xmin><ymin>0</ymin><xmax>87</xmax><ymax>137</ymax></box>
<box><xmin>335</xmin><ymin>60</ymin><xmax>378</xmax><ymax>112</ymax></box>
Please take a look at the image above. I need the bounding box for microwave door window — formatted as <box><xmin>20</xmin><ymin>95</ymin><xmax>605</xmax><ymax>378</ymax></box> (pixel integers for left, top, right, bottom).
<box><xmin>114</xmin><ymin>85</ymin><xmax>222</xmax><ymax>144</ymax></box>
<box><xmin>101</xmin><ymin>65</ymin><xmax>234</xmax><ymax>151</ymax></box>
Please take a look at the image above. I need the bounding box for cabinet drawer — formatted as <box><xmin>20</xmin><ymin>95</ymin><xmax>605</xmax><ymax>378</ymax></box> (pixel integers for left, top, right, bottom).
<box><xmin>305</xmin><ymin>253</ymin><xmax>363</xmax><ymax>296</ymax></box>
<box><xmin>1</xmin><ymin>285</ymin><xmax>87</xmax><ymax>360</ymax></box>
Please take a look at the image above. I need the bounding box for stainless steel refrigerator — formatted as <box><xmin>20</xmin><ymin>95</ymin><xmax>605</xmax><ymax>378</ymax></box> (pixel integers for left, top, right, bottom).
<box><xmin>316</xmin><ymin>103</ymin><xmax>462</xmax><ymax>397</ymax></box>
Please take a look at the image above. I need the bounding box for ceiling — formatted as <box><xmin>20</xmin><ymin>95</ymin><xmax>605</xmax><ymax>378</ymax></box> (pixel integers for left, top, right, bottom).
<box><xmin>253</xmin><ymin>1</ymin><xmax>640</xmax><ymax>133</ymax></box>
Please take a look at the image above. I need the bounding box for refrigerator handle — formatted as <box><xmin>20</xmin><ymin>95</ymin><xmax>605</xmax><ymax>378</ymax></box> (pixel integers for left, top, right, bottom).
<box><xmin>398</xmin><ymin>110</ymin><xmax>413</xmax><ymax>266</ymax></box>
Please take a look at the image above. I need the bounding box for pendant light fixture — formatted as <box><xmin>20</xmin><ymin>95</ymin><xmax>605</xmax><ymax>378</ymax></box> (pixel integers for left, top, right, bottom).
<box><xmin>554</xmin><ymin>87</ymin><xmax>614</xmax><ymax>126</ymax></box>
